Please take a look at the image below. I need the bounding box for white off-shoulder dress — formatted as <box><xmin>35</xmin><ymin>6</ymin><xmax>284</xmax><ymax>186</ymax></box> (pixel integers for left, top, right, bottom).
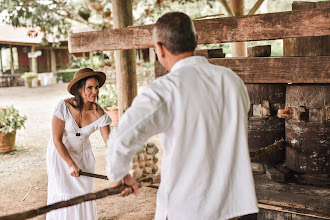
<box><xmin>46</xmin><ymin>100</ymin><xmax>111</xmax><ymax>220</ymax></box>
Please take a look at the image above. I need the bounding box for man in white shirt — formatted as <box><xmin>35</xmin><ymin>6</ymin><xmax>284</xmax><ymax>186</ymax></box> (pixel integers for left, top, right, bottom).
<box><xmin>106</xmin><ymin>12</ymin><xmax>258</xmax><ymax>220</ymax></box>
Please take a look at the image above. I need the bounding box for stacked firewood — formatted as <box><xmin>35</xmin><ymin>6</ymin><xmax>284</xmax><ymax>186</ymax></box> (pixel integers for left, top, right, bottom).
<box><xmin>129</xmin><ymin>142</ymin><xmax>159</xmax><ymax>180</ymax></box>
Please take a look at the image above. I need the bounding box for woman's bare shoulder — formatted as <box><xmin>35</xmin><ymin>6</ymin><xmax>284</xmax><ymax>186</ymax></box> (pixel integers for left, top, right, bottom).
<box><xmin>94</xmin><ymin>103</ymin><xmax>106</xmax><ymax>117</ymax></box>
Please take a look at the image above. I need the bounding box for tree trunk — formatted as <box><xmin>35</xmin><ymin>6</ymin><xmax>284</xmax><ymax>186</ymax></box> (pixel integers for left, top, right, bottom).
<box><xmin>113</xmin><ymin>0</ymin><xmax>137</xmax><ymax>118</ymax></box>
<box><xmin>230</xmin><ymin>0</ymin><xmax>247</xmax><ymax>57</ymax></box>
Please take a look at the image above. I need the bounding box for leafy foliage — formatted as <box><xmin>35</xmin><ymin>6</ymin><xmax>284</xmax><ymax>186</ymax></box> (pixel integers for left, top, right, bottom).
<box><xmin>0</xmin><ymin>106</ymin><xmax>27</xmax><ymax>134</ymax></box>
<box><xmin>21</xmin><ymin>72</ymin><xmax>37</xmax><ymax>81</ymax></box>
<box><xmin>0</xmin><ymin>0</ymin><xmax>112</xmax><ymax>45</ymax></box>
<box><xmin>0</xmin><ymin>0</ymin><xmax>221</xmax><ymax>44</ymax></box>
<box><xmin>98</xmin><ymin>84</ymin><xmax>118</xmax><ymax>110</ymax></box>
<box><xmin>56</xmin><ymin>68</ymin><xmax>80</xmax><ymax>82</ymax></box>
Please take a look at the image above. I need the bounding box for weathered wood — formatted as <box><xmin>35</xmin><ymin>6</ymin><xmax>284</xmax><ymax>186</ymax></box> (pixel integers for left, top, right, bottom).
<box><xmin>113</xmin><ymin>0</ymin><xmax>137</xmax><ymax>118</ymax></box>
<box><xmin>194</xmin><ymin>49</ymin><xmax>225</xmax><ymax>58</ymax></box>
<box><xmin>155</xmin><ymin>56</ymin><xmax>330</xmax><ymax>83</ymax></box>
<box><xmin>285</xmin><ymin>85</ymin><xmax>330</xmax><ymax>175</ymax></box>
<box><xmin>265</xmin><ymin>163</ymin><xmax>293</xmax><ymax>183</ymax></box>
<box><xmin>230</xmin><ymin>0</ymin><xmax>247</xmax><ymax>57</ymax></box>
<box><xmin>284</xmin><ymin>1</ymin><xmax>330</xmax><ymax>57</ymax></box>
<box><xmin>316</xmin><ymin>1</ymin><xmax>330</xmax><ymax>9</ymax></box>
<box><xmin>283</xmin><ymin>36</ymin><xmax>330</xmax><ymax>56</ymax></box>
<box><xmin>248</xmin><ymin>0</ymin><xmax>265</xmax><ymax>15</ymax></box>
<box><xmin>283</xmin><ymin>2</ymin><xmax>330</xmax><ymax>175</ymax></box>
<box><xmin>292</xmin><ymin>1</ymin><xmax>316</xmax><ymax>10</ymax></box>
<box><xmin>247</xmin><ymin>45</ymin><xmax>271</xmax><ymax>57</ymax></box>
<box><xmin>68</xmin><ymin>8</ymin><xmax>330</xmax><ymax>52</ymax></box>
<box><xmin>255</xmin><ymin>174</ymin><xmax>330</xmax><ymax>219</ymax></box>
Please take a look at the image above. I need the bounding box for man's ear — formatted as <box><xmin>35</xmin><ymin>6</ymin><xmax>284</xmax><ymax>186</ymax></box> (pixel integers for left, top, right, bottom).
<box><xmin>195</xmin><ymin>34</ymin><xmax>199</xmax><ymax>48</ymax></box>
<box><xmin>156</xmin><ymin>42</ymin><xmax>165</xmax><ymax>58</ymax></box>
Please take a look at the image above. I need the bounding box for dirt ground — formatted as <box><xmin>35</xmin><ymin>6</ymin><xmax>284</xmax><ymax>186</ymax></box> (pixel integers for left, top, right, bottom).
<box><xmin>0</xmin><ymin>83</ymin><xmax>161</xmax><ymax>220</ymax></box>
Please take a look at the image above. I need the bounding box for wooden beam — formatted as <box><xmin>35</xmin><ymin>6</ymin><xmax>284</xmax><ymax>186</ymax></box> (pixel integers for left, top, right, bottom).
<box><xmin>220</xmin><ymin>0</ymin><xmax>235</xmax><ymax>16</ymax></box>
<box><xmin>113</xmin><ymin>0</ymin><xmax>137</xmax><ymax>118</ymax></box>
<box><xmin>155</xmin><ymin>56</ymin><xmax>330</xmax><ymax>84</ymax></box>
<box><xmin>69</xmin><ymin>8</ymin><xmax>330</xmax><ymax>52</ymax></box>
<box><xmin>248</xmin><ymin>0</ymin><xmax>265</xmax><ymax>15</ymax></box>
<box><xmin>230</xmin><ymin>0</ymin><xmax>247</xmax><ymax>57</ymax></box>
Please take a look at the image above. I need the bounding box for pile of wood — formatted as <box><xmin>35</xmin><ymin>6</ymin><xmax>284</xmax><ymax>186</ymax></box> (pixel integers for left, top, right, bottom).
<box><xmin>129</xmin><ymin>142</ymin><xmax>159</xmax><ymax>180</ymax></box>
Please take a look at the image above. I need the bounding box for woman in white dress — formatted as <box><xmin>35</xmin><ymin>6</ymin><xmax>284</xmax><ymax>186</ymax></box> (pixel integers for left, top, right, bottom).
<box><xmin>46</xmin><ymin>68</ymin><xmax>111</xmax><ymax>220</ymax></box>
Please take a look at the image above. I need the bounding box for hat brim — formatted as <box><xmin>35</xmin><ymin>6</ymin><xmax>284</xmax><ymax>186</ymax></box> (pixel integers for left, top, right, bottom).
<box><xmin>67</xmin><ymin>71</ymin><xmax>106</xmax><ymax>95</ymax></box>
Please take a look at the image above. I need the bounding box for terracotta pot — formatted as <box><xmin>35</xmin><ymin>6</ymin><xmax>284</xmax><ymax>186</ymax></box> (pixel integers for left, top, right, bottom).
<box><xmin>0</xmin><ymin>130</ymin><xmax>16</xmax><ymax>153</ymax></box>
<box><xmin>106</xmin><ymin>108</ymin><xmax>119</xmax><ymax>126</ymax></box>
<box><xmin>27</xmin><ymin>80</ymin><xmax>32</xmax><ymax>88</ymax></box>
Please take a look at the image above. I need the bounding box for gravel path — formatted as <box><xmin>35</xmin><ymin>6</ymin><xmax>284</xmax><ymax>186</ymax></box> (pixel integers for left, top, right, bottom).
<box><xmin>0</xmin><ymin>83</ymin><xmax>159</xmax><ymax>219</ymax></box>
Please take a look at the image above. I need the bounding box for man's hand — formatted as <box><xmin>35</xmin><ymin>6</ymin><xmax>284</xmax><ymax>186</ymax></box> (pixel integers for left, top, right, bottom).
<box><xmin>109</xmin><ymin>174</ymin><xmax>139</xmax><ymax>197</ymax></box>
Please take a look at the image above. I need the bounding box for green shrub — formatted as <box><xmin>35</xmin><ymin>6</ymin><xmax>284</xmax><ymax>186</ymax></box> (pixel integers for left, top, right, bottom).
<box><xmin>56</xmin><ymin>69</ymin><xmax>79</xmax><ymax>82</ymax></box>
<box><xmin>21</xmin><ymin>72</ymin><xmax>37</xmax><ymax>81</ymax></box>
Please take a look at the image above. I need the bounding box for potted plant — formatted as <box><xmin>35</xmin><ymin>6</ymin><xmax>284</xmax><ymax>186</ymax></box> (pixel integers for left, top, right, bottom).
<box><xmin>0</xmin><ymin>106</ymin><xmax>27</xmax><ymax>152</ymax></box>
<box><xmin>21</xmin><ymin>72</ymin><xmax>37</xmax><ymax>88</ymax></box>
<box><xmin>98</xmin><ymin>84</ymin><xmax>119</xmax><ymax>126</ymax></box>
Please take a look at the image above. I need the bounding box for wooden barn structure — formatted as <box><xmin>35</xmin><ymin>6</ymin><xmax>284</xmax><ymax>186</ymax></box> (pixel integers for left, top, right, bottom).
<box><xmin>0</xmin><ymin>24</ymin><xmax>71</xmax><ymax>87</ymax></box>
<box><xmin>69</xmin><ymin>0</ymin><xmax>329</xmax><ymax>219</ymax></box>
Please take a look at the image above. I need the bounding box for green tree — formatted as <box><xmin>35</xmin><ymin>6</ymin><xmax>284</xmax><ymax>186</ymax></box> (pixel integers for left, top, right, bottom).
<box><xmin>0</xmin><ymin>0</ymin><xmax>222</xmax><ymax>45</ymax></box>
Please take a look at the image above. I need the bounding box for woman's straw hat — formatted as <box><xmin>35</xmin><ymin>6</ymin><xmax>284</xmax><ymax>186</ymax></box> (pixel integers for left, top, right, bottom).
<box><xmin>67</xmin><ymin>68</ymin><xmax>106</xmax><ymax>95</ymax></box>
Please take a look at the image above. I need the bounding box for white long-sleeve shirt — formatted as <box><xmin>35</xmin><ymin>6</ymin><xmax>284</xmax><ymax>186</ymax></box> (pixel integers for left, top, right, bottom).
<box><xmin>106</xmin><ymin>56</ymin><xmax>258</xmax><ymax>220</ymax></box>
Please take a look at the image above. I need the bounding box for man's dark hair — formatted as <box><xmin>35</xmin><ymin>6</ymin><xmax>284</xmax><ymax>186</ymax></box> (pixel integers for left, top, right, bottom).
<box><xmin>153</xmin><ymin>12</ymin><xmax>197</xmax><ymax>55</ymax></box>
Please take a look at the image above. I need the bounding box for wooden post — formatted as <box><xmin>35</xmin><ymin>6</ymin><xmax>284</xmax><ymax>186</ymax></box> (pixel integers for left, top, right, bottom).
<box><xmin>230</xmin><ymin>0</ymin><xmax>247</xmax><ymax>57</ymax></box>
<box><xmin>89</xmin><ymin>52</ymin><xmax>94</xmax><ymax>69</ymax></box>
<box><xmin>220</xmin><ymin>0</ymin><xmax>235</xmax><ymax>16</ymax></box>
<box><xmin>51</xmin><ymin>48</ymin><xmax>56</xmax><ymax>75</ymax></box>
<box><xmin>0</xmin><ymin>47</ymin><xmax>3</xmax><ymax>74</ymax></box>
<box><xmin>9</xmin><ymin>45</ymin><xmax>14</xmax><ymax>75</ymax></box>
<box><xmin>248</xmin><ymin>0</ymin><xmax>265</xmax><ymax>15</ymax></box>
<box><xmin>100</xmin><ymin>51</ymin><xmax>105</xmax><ymax>67</ymax></box>
<box><xmin>113</xmin><ymin>0</ymin><xmax>137</xmax><ymax>117</ymax></box>
<box><xmin>283</xmin><ymin>1</ymin><xmax>330</xmax><ymax>57</ymax></box>
<box><xmin>31</xmin><ymin>46</ymin><xmax>38</xmax><ymax>73</ymax></box>
<box><xmin>283</xmin><ymin>1</ymin><xmax>330</xmax><ymax>175</ymax></box>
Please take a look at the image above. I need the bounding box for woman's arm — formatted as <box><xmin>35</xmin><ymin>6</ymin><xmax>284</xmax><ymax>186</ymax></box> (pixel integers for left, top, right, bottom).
<box><xmin>100</xmin><ymin>125</ymin><xmax>110</xmax><ymax>144</ymax></box>
<box><xmin>52</xmin><ymin>115</ymin><xmax>80</xmax><ymax>177</ymax></box>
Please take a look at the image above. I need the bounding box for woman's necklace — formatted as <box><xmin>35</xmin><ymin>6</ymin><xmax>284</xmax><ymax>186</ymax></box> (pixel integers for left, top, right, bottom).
<box><xmin>82</xmin><ymin>104</ymin><xmax>91</xmax><ymax>120</ymax></box>
<box><xmin>82</xmin><ymin>110</ymin><xmax>88</xmax><ymax>120</ymax></box>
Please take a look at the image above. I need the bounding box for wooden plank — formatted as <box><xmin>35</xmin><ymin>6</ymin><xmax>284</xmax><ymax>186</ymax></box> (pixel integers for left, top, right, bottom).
<box><xmin>69</xmin><ymin>8</ymin><xmax>330</xmax><ymax>52</ymax></box>
<box><xmin>254</xmin><ymin>174</ymin><xmax>330</xmax><ymax>219</ymax></box>
<box><xmin>154</xmin><ymin>56</ymin><xmax>330</xmax><ymax>83</ymax></box>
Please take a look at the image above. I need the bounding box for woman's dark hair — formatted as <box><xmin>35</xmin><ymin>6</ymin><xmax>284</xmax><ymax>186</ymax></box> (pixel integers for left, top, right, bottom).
<box><xmin>69</xmin><ymin>75</ymin><xmax>100</xmax><ymax>115</ymax></box>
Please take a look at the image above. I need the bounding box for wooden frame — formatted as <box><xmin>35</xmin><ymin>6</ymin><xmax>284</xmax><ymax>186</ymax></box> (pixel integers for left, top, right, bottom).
<box><xmin>155</xmin><ymin>56</ymin><xmax>330</xmax><ymax>83</ymax></box>
<box><xmin>69</xmin><ymin>8</ymin><xmax>330</xmax><ymax>52</ymax></box>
